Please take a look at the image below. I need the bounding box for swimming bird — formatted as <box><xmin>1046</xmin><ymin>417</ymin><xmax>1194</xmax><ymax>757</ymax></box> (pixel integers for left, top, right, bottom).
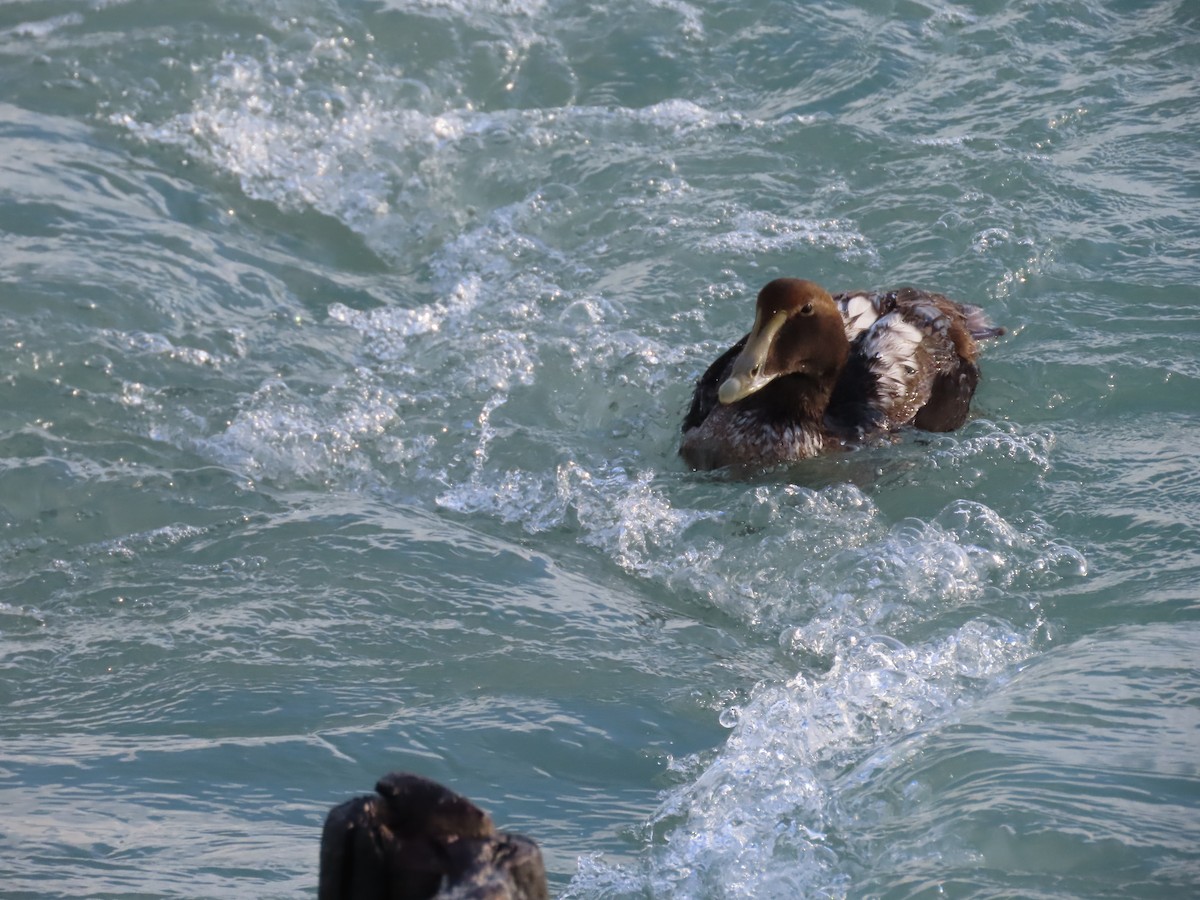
<box><xmin>680</xmin><ymin>278</ymin><xmax>1003</xmax><ymax>470</ymax></box>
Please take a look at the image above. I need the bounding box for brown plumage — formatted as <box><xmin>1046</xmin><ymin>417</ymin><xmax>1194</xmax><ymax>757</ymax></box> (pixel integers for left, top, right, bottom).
<box><xmin>679</xmin><ymin>278</ymin><xmax>1003</xmax><ymax>470</ymax></box>
<box><xmin>319</xmin><ymin>772</ymin><xmax>548</xmax><ymax>900</ymax></box>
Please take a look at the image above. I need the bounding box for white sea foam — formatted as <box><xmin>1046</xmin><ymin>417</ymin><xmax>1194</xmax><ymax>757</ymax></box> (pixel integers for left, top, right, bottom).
<box><xmin>0</xmin><ymin>12</ymin><xmax>84</xmax><ymax>40</ymax></box>
<box><xmin>112</xmin><ymin>29</ymin><xmax>822</xmax><ymax>272</ymax></box>
<box><xmin>95</xmin><ymin>524</ymin><xmax>209</xmax><ymax>562</ymax></box>
<box><xmin>446</xmin><ymin>468</ymin><xmax>1080</xmax><ymax>896</ymax></box>
<box><xmin>328</xmin><ymin>276</ymin><xmax>483</xmax><ymax>358</ymax></box>
<box><xmin>383</xmin><ymin>0</ymin><xmax>551</xmax><ymax>17</ymax></box>
<box><xmin>700</xmin><ymin>209</ymin><xmax>878</xmax><ymax>262</ymax></box>
<box><xmin>928</xmin><ymin>419</ymin><xmax>1056</xmax><ymax>473</ymax></box>
<box><xmin>567</xmin><ymin>615</ymin><xmax>1038</xmax><ymax>898</ymax></box>
<box><xmin>437</xmin><ymin>456</ymin><xmax>1078</xmax><ymax>641</ymax></box>
<box><xmin>126</xmin><ymin>52</ymin><xmax>395</xmax><ymax>226</ymax></box>
<box><xmin>196</xmin><ymin>373</ymin><xmax>404</xmax><ymax>483</ymax></box>
<box><xmin>548</xmin><ymin>472</ymin><xmax>1080</xmax><ymax>897</ymax></box>
<box><xmin>101</xmin><ymin>329</ymin><xmax>224</xmax><ymax>368</ymax></box>
<box><xmin>648</xmin><ymin>0</ymin><xmax>705</xmax><ymax>40</ymax></box>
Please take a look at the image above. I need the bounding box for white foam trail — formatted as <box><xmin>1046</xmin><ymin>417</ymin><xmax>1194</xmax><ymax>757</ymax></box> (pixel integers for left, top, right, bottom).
<box><xmin>112</xmin><ymin>29</ymin><xmax>828</xmax><ymax>270</ymax></box>
<box><xmin>0</xmin><ymin>12</ymin><xmax>84</xmax><ymax>40</ymax></box>
<box><xmin>548</xmin><ymin>481</ymin><xmax>1081</xmax><ymax>897</ymax></box>
<box><xmin>194</xmin><ymin>374</ymin><xmax>404</xmax><ymax>483</ymax></box>
<box><xmin>700</xmin><ymin>209</ymin><xmax>878</xmax><ymax>262</ymax></box>
<box><xmin>568</xmin><ymin>617</ymin><xmax>1037</xmax><ymax>898</ymax></box>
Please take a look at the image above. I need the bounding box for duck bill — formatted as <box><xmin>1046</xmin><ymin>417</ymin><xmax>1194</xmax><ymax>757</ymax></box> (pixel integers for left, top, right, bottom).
<box><xmin>718</xmin><ymin>309</ymin><xmax>788</xmax><ymax>404</ymax></box>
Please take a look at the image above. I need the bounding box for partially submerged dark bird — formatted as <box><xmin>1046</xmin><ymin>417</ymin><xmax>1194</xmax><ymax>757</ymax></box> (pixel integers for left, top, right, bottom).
<box><xmin>680</xmin><ymin>278</ymin><xmax>1003</xmax><ymax>470</ymax></box>
<box><xmin>319</xmin><ymin>772</ymin><xmax>548</xmax><ymax>900</ymax></box>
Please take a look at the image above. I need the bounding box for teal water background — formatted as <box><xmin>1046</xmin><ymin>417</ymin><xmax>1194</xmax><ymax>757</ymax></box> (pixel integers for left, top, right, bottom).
<box><xmin>2</xmin><ymin>0</ymin><xmax>1199</xmax><ymax>896</ymax></box>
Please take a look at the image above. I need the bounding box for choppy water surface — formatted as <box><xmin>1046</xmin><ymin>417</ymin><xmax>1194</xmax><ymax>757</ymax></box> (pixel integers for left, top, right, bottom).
<box><xmin>2</xmin><ymin>0</ymin><xmax>1198</xmax><ymax>896</ymax></box>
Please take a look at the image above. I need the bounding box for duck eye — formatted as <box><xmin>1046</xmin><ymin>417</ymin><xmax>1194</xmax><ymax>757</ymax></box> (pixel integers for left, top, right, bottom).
<box><xmin>800</xmin><ymin>303</ymin><xmax>814</xmax><ymax>316</ymax></box>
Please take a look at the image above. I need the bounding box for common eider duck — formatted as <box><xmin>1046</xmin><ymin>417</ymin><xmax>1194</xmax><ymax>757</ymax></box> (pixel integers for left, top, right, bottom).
<box><xmin>680</xmin><ymin>278</ymin><xmax>1003</xmax><ymax>470</ymax></box>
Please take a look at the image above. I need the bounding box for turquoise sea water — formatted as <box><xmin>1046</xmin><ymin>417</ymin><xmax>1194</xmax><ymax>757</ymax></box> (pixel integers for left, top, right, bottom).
<box><xmin>2</xmin><ymin>0</ymin><xmax>1198</xmax><ymax>896</ymax></box>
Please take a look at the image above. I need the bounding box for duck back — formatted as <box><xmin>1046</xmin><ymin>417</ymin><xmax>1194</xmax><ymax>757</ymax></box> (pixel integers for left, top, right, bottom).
<box><xmin>826</xmin><ymin>287</ymin><xmax>995</xmax><ymax>438</ymax></box>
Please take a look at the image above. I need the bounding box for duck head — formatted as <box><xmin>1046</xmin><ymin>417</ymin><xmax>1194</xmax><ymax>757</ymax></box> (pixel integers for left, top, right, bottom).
<box><xmin>718</xmin><ymin>278</ymin><xmax>850</xmax><ymax>405</ymax></box>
